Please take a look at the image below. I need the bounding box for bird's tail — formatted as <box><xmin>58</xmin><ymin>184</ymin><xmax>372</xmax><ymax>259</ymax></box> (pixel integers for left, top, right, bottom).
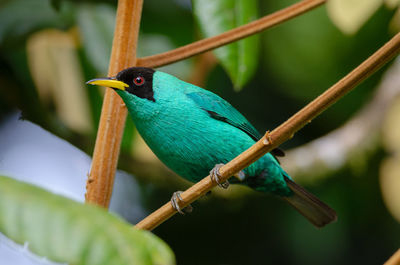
<box><xmin>283</xmin><ymin>176</ymin><xmax>337</xmax><ymax>228</ymax></box>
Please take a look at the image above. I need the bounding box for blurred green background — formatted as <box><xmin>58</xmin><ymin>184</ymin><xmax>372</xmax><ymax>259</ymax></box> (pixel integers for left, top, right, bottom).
<box><xmin>1</xmin><ymin>0</ymin><xmax>400</xmax><ymax>264</ymax></box>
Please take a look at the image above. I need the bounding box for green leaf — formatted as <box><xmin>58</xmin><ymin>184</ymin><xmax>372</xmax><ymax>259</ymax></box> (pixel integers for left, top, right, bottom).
<box><xmin>192</xmin><ymin>0</ymin><xmax>259</xmax><ymax>90</ymax></box>
<box><xmin>0</xmin><ymin>176</ymin><xmax>175</xmax><ymax>265</ymax></box>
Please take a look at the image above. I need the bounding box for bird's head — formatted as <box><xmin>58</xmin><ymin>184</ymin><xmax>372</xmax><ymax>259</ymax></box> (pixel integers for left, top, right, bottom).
<box><xmin>86</xmin><ymin>67</ymin><xmax>156</xmax><ymax>102</ymax></box>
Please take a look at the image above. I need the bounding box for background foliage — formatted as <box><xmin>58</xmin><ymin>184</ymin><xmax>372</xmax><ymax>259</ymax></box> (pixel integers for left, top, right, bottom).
<box><xmin>1</xmin><ymin>0</ymin><xmax>400</xmax><ymax>264</ymax></box>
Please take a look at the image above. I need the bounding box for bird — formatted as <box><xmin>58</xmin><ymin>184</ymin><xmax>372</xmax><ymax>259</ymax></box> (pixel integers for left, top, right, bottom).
<box><xmin>87</xmin><ymin>67</ymin><xmax>337</xmax><ymax>228</ymax></box>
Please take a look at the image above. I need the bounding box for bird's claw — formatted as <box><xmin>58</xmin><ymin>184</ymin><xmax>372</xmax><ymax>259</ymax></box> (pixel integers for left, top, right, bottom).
<box><xmin>210</xmin><ymin>164</ymin><xmax>230</xmax><ymax>189</ymax></box>
<box><xmin>171</xmin><ymin>191</ymin><xmax>193</xmax><ymax>214</ymax></box>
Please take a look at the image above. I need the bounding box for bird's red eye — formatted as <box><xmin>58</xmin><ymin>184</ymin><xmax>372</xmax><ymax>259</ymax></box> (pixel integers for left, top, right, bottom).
<box><xmin>133</xmin><ymin>76</ymin><xmax>144</xmax><ymax>86</ymax></box>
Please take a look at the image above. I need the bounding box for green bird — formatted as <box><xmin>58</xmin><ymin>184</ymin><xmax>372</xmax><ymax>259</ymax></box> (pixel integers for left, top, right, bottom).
<box><xmin>87</xmin><ymin>67</ymin><xmax>337</xmax><ymax>227</ymax></box>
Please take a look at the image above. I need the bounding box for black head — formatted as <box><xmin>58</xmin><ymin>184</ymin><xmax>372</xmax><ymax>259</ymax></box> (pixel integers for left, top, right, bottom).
<box><xmin>116</xmin><ymin>67</ymin><xmax>155</xmax><ymax>102</ymax></box>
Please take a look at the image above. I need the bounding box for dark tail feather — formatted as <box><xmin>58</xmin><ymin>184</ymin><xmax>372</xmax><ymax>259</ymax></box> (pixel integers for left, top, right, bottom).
<box><xmin>283</xmin><ymin>176</ymin><xmax>337</xmax><ymax>228</ymax></box>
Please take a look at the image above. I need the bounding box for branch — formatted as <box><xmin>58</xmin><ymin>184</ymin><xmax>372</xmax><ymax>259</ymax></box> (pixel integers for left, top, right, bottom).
<box><xmin>384</xmin><ymin>249</ymin><xmax>400</xmax><ymax>265</ymax></box>
<box><xmin>135</xmin><ymin>32</ymin><xmax>400</xmax><ymax>231</ymax></box>
<box><xmin>136</xmin><ymin>0</ymin><xmax>326</xmax><ymax>68</ymax></box>
<box><xmin>85</xmin><ymin>0</ymin><xmax>143</xmax><ymax>207</ymax></box>
<box><xmin>282</xmin><ymin>57</ymin><xmax>400</xmax><ymax>183</ymax></box>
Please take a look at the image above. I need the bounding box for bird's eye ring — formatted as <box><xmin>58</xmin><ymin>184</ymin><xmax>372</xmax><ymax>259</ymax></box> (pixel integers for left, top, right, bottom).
<box><xmin>134</xmin><ymin>76</ymin><xmax>145</xmax><ymax>86</ymax></box>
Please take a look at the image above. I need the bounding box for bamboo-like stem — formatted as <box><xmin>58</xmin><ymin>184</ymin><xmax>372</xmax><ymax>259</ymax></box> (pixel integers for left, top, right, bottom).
<box><xmin>85</xmin><ymin>0</ymin><xmax>143</xmax><ymax>207</ymax></box>
<box><xmin>136</xmin><ymin>32</ymin><xmax>400</xmax><ymax>231</ymax></box>
<box><xmin>136</xmin><ymin>0</ymin><xmax>325</xmax><ymax>68</ymax></box>
<box><xmin>384</xmin><ymin>249</ymin><xmax>400</xmax><ymax>265</ymax></box>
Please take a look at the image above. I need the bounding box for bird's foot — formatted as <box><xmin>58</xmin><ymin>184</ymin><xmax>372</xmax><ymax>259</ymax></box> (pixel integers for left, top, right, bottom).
<box><xmin>263</xmin><ymin>130</ymin><xmax>273</xmax><ymax>145</ymax></box>
<box><xmin>210</xmin><ymin>164</ymin><xmax>230</xmax><ymax>189</ymax></box>
<box><xmin>171</xmin><ymin>191</ymin><xmax>193</xmax><ymax>214</ymax></box>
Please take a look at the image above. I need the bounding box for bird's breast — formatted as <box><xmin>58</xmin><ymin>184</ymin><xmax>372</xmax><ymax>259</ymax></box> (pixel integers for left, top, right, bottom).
<box><xmin>134</xmin><ymin>106</ymin><xmax>254</xmax><ymax>182</ymax></box>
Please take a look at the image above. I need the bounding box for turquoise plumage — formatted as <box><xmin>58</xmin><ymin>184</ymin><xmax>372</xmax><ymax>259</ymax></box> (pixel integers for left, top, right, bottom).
<box><xmin>87</xmin><ymin>67</ymin><xmax>337</xmax><ymax>227</ymax></box>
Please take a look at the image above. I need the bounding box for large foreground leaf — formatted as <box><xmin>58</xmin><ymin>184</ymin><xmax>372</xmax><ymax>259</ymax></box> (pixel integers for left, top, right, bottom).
<box><xmin>0</xmin><ymin>176</ymin><xmax>174</xmax><ymax>265</ymax></box>
<box><xmin>192</xmin><ymin>0</ymin><xmax>259</xmax><ymax>90</ymax></box>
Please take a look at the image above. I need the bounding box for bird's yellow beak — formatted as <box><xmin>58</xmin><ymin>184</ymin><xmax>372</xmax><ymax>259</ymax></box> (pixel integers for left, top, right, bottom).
<box><xmin>86</xmin><ymin>77</ymin><xmax>129</xmax><ymax>91</ymax></box>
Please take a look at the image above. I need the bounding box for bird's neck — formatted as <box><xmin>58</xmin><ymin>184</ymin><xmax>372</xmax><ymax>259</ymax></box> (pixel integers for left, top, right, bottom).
<box><xmin>116</xmin><ymin>90</ymin><xmax>158</xmax><ymax>121</ymax></box>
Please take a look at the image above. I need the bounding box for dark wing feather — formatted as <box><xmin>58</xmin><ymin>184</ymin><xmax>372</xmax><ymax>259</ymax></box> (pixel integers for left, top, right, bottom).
<box><xmin>186</xmin><ymin>91</ymin><xmax>261</xmax><ymax>141</ymax></box>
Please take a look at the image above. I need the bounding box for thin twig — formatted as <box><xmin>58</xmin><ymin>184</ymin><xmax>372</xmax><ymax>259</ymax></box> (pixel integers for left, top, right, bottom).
<box><xmin>135</xmin><ymin>32</ymin><xmax>400</xmax><ymax>231</ymax></box>
<box><xmin>136</xmin><ymin>0</ymin><xmax>325</xmax><ymax>68</ymax></box>
<box><xmin>384</xmin><ymin>249</ymin><xmax>400</xmax><ymax>265</ymax></box>
<box><xmin>85</xmin><ymin>0</ymin><xmax>143</xmax><ymax>207</ymax></box>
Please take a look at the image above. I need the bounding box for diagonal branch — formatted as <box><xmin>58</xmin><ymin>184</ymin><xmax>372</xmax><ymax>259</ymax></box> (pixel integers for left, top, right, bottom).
<box><xmin>136</xmin><ymin>0</ymin><xmax>326</xmax><ymax>68</ymax></box>
<box><xmin>135</xmin><ymin>32</ymin><xmax>400</xmax><ymax>231</ymax></box>
<box><xmin>85</xmin><ymin>0</ymin><xmax>143</xmax><ymax>207</ymax></box>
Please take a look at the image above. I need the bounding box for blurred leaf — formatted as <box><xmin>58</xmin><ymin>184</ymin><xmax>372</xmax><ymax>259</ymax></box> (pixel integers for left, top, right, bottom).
<box><xmin>192</xmin><ymin>0</ymin><xmax>259</xmax><ymax>90</ymax></box>
<box><xmin>0</xmin><ymin>0</ymin><xmax>56</xmax><ymax>44</ymax></box>
<box><xmin>77</xmin><ymin>3</ymin><xmax>116</xmax><ymax>75</ymax></box>
<box><xmin>0</xmin><ymin>0</ymin><xmax>73</xmax><ymax>45</ymax></box>
<box><xmin>385</xmin><ymin>0</ymin><xmax>400</xmax><ymax>8</ymax></box>
<box><xmin>327</xmin><ymin>0</ymin><xmax>383</xmax><ymax>34</ymax></box>
<box><xmin>0</xmin><ymin>175</ymin><xmax>175</xmax><ymax>265</ymax></box>
<box><xmin>389</xmin><ymin>6</ymin><xmax>400</xmax><ymax>32</ymax></box>
<box><xmin>27</xmin><ymin>29</ymin><xmax>92</xmax><ymax>133</ymax></box>
<box><xmin>380</xmin><ymin>156</ymin><xmax>400</xmax><ymax>223</ymax></box>
<box><xmin>382</xmin><ymin>96</ymin><xmax>400</xmax><ymax>152</ymax></box>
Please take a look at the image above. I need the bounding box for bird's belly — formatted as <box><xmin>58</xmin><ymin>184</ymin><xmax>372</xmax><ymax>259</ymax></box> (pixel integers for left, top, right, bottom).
<box><xmin>136</xmin><ymin>117</ymin><xmax>255</xmax><ymax>182</ymax></box>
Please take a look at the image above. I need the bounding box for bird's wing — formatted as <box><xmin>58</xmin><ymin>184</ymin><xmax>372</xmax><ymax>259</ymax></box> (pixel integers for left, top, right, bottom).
<box><xmin>186</xmin><ymin>91</ymin><xmax>262</xmax><ymax>141</ymax></box>
<box><xmin>186</xmin><ymin>91</ymin><xmax>285</xmax><ymax>157</ymax></box>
